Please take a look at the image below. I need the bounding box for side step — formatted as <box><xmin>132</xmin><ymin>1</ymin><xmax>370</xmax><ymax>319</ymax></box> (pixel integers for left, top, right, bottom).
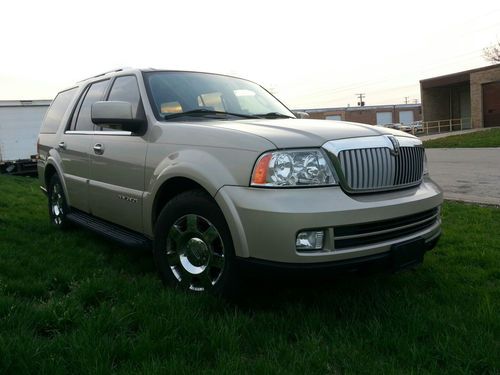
<box><xmin>66</xmin><ymin>210</ymin><xmax>152</xmax><ymax>249</ymax></box>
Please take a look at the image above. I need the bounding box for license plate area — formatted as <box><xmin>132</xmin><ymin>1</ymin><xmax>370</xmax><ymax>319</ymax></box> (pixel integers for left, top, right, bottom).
<box><xmin>391</xmin><ymin>238</ymin><xmax>425</xmax><ymax>271</ymax></box>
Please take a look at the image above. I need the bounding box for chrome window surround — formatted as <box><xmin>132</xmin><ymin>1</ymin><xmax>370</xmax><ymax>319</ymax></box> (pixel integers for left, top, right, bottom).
<box><xmin>65</xmin><ymin>130</ymin><xmax>132</xmax><ymax>136</ymax></box>
<box><xmin>322</xmin><ymin>135</ymin><xmax>425</xmax><ymax>194</ymax></box>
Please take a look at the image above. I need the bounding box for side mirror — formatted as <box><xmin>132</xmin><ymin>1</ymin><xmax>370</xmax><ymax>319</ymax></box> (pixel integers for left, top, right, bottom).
<box><xmin>293</xmin><ymin>111</ymin><xmax>310</xmax><ymax>119</ymax></box>
<box><xmin>91</xmin><ymin>101</ymin><xmax>144</xmax><ymax>132</ymax></box>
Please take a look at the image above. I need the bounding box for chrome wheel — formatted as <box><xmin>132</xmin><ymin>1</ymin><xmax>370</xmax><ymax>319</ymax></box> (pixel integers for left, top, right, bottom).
<box><xmin>166</xmin><ymin>214</ymin><xmax>225</xmax><ymax>291</ymax></box>
<box><xmin>50</xmin><ymin>181</ymin><xmax>65</xmax><ymax>225</ymax></box>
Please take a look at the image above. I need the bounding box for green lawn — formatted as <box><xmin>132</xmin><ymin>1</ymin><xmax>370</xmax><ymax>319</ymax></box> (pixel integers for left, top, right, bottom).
<box><xmin>423</xmin><ymin>128</ymin><xmax>500</xmax><ymax>148</ymax></box>
<box><xmin>0</xmin><ymin>175</ymin><xmax>499</xmax><ymax>374</ymax></box>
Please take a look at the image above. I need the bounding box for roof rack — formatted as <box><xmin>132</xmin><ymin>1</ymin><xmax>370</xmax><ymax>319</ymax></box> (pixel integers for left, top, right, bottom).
<box><xmin>77</xmin><ymin>67</ymin><xmax>132</xmax><ymax>83</ymax></box>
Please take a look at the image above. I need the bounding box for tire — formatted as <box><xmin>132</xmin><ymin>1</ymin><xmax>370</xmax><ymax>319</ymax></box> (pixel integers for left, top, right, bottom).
<box><xmin>153</xmin><ymin>190</ymin><xmax>239</xmax><ymax>297</ymax></box>
<box><xmin>47</xmin><ymin>174</ymin><xmax>71</xmax><ymax>229</ymax></box>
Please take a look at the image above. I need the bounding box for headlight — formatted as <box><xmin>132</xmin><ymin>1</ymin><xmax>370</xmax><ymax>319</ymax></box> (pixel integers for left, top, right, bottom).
<box><xmin>251</xmin><ymin>149</ymin><xmax>337</xmax><ymax>187</ymax></box>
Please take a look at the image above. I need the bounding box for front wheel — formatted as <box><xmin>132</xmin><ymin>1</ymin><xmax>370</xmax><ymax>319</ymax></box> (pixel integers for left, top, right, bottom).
<box><xmin>153</xmin><ymin>190</ymin><xmax>239</xmax><ymax>296</ymax></box>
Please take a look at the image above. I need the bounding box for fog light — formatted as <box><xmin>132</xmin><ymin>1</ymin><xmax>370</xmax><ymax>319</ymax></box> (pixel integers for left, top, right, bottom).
<box><xmin>296</xmin><ymin>230</ymin><xmax>324</xmax><ymax>250</ymax></box>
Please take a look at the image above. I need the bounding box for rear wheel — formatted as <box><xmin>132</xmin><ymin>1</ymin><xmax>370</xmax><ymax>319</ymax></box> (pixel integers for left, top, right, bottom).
<box><xmin>153</xmin><ymin>190</ymin><xmax>239</xmax><ymax>296</ymax></box>
<box><xmin>47</xmin><ymin>174</ymin><xmax>71</xmax><ymax>229</ymax></box>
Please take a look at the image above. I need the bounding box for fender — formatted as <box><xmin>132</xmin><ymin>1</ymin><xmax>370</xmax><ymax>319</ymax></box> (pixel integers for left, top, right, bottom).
<box><xmin>142</xmin><ymin>147</ymin><xmax>259</xmax><ymax>237</ymax></box>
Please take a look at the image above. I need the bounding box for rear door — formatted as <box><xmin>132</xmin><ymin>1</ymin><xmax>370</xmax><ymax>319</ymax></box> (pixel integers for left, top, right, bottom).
<box><xmin>60</xmin><ymin>79</ymin><xmax>110</xmax><ymax>212</ymax></box>
<box><xmin>88</xmin><ymin>75</ymin><xmax>148</xmax><ymax>232</ymax></box>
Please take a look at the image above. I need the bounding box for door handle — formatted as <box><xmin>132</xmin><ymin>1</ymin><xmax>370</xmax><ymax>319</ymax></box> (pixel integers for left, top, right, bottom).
<box><xmin>93</xmin><ymin>143</ymin><xmax>104</xmax><ymax>155</ymax></box>
<box><xmin>58</xmin><ymin>141</ymin><xmax>66</xmax><ymax>150</ymax></box>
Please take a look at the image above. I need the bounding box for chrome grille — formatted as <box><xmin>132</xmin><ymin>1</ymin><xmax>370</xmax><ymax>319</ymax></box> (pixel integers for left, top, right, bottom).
<box><xmin>323</xmin><ymin>135</ymin><xmax>425</xmax><ymax>193</ymax></box>
<box><xmin>338</xmin><ymin>146</ymin><xmax>424</xmax><ymax>191</ymax></box>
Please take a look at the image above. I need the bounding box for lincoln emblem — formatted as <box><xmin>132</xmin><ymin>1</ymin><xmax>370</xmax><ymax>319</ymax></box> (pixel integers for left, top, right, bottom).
<box><xmin>387</xmin><ymin>135</ymin><xmax>400</xmax><ymax>156</ymax></box>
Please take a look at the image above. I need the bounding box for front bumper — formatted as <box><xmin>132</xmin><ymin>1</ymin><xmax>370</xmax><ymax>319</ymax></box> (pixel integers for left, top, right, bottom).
<box><xmin>235</xmin><ymin>233</ymin><xmax>440</xmax><ymax>277</ymax></box>
<box><xmin>215</xmin><ymin>177</ymin><xmax>443</xmax><ymax>263</ymax></box>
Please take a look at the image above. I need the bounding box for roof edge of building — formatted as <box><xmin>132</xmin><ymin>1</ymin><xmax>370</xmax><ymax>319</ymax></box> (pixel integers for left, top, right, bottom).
<box><xmin>420</xmin><ymin>63</ymin><xmax>500</xmax><ymax>83</ymax></box>
<box><xmin>0</xmin><ymin>100</ymin><xmax>52</xmax><ymax>107</ymax></box>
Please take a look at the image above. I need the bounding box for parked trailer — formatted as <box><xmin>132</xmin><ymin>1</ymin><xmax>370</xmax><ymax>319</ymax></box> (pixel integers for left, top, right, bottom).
<box><xmin>0</xmin><ymin>100</ymin><xmax>51</xmax><ymax>175</ymax></box>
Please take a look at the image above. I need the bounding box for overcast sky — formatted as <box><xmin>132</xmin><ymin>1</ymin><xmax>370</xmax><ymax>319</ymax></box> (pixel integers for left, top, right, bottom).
<box><xmin>1</xmin><ymin>0</ymin><xmax>499</xmax><ymax>109</ymax></box>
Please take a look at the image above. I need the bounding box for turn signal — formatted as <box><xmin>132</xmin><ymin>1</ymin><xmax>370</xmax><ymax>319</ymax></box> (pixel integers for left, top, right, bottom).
<box><xmin>251</xmin><ymin>153</ymin><xmax>272</xmax><ymax>185</ymax></box>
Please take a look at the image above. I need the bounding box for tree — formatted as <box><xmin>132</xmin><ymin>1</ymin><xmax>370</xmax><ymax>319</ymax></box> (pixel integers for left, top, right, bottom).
<box><xmin>483</xmin><ymin>41</ymin><xmax>500</xmax><ymax>63</ymax></box>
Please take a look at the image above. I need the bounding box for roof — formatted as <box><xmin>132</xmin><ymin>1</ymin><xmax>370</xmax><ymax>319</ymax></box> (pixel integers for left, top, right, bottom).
<box><xmin>296</xmin><ymin>104</ymin><xmax>421</xmax><ymax>113</ymax></box>
<box><xmin>420</xmin><ymin>63</ymin><xmax>500</xmax><ymax>89</ymax></box>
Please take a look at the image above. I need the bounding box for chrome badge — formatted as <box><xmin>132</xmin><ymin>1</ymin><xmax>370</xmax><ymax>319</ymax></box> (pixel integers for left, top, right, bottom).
<box><xmin>386</xmin><ymin>135</ymin><xmax>400</xmax><ymax>156</ymax></box>
<box><xmin>118</xmin><ymin>194</ymin><xmax>138</xmax><ymax>203</ymax></box>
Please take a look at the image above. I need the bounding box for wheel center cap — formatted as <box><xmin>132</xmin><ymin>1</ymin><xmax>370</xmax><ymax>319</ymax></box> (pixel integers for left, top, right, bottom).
<box><xmin>185</xmin><ymin>238</ymin><xmax>209</xmax><ymax>267</ymax></box>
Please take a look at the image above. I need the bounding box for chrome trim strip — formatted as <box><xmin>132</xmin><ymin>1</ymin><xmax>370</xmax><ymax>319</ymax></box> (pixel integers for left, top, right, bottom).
<box><xmin>65</xmin><ymin>130</ymin><xmax>132</xmax><ymax>136</ymax></box>
<box><xmin>322</xmin><ymin>135</ymin><xmax>422</xmax><ymax>156</ymax></box>
<box><xmin>40</xmin><ymin>186</ymin><xmax>47</xmax><ymax>194</ymax></box>
<box><xmin>65</xmin><ymin>130</ymin><xmax>95</xmax><ymax>135</ymax></box>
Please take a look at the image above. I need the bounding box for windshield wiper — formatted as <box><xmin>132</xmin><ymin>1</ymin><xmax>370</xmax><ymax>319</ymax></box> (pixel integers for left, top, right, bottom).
<box><xmin>255</xmin><ymin>112</ymin><xmax>295</xmax><ymax>119</ymax></box>
<box><xmin>163</xmin><ymin>109</ymin><xmax>258</xmax><ymax>120</ymax></box>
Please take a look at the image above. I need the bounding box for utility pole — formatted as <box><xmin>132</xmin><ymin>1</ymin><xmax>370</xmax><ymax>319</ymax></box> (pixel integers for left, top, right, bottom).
<box><xmin>356</xmin><ymin>93</ymin><xmax>365</xmax><ymax>106</ymax></box>
<box><xmin>404</xmin><ymin>96</ymin><xmax>409</xmax><ymax>104</ymax></box>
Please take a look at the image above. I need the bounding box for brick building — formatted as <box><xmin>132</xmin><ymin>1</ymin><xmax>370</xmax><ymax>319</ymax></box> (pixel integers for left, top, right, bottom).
<box><xmin>298</xmin><ymin>104</ymin><xmax>421</xmax><ymax>125</ymax></box>
<box><xmin>420</xmin><ymin>63</ymin><xmax>500</xmax><ymax>128</ymax></box>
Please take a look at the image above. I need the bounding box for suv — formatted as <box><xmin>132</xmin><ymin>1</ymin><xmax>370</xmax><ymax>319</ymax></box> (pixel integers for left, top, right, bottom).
<box><xmin>38</xmin><ymin>69</ymin><xmax>442</xmax><ymax>295</ymax></box>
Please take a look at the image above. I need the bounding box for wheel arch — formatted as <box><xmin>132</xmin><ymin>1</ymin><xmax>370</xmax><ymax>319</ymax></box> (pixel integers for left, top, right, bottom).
<box><xmin>150</xmin><ymin>176</ymin><xmax>213</xmax><ymax>230</ymax></box>
<box><xmin>44</xmin><ymin>163</ymin><xmax>58</xmax><ymax>187</ymax></box>
<box><xmin>43</xmin><ymin>158</ymin><xmax>71</xmax><ymax>207</ymax></box>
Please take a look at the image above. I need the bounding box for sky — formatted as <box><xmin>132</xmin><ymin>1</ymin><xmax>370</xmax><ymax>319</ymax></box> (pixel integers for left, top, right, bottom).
<box><xmin>1</xmin><ymin>0</ymin><xmax>499</xmax><ymax>109</ymax></box>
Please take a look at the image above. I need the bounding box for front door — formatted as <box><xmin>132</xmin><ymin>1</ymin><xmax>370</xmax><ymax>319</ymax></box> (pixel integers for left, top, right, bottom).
<box><xmin>88</xmin><ymin>75</ymin><xmax>147</xmax><ymax>233</ymax></box>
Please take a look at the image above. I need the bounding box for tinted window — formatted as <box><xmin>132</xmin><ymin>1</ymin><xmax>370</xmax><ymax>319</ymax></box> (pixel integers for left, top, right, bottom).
<box><xmin>40</xmin><ymin>88</ymin><xmax>77</xmax><ymax>133</ymax></box>
<box><xmin>107</xmin><ymin>76</ymin><xmax>141</xmax><ymax>115</ymax></box>
<box><xmin>74</xmin><ymin>80</ymin><xmax>109</xmax><ymax>131</ymax></box>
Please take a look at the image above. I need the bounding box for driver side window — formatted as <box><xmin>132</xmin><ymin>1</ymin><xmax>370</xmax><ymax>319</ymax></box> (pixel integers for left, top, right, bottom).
<box><xmin>97</xmin><ymin>75</ymin><xmax>142</xmax><ymax>131</ymax></box>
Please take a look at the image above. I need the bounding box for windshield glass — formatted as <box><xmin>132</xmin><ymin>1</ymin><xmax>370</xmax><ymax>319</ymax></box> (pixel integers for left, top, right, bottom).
<box><xmin>143</xmin><ymin>71</ymin><xmax>295</xmax><ymax>120</ymax></box>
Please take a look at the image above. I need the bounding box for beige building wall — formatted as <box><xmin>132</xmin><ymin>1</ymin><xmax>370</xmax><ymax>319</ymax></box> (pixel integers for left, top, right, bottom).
<box><xmin>470</xmin><ymin>66</ymin><xmax>500</xmax><ymax>128</ymax></box>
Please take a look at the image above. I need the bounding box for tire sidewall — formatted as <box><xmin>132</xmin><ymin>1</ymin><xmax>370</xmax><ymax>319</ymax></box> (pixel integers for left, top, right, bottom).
<box><xmin>153</xmin><ymin>191</ymin><xmax>237</xmax><ymax>296</ymax></box>
<box><xmin>47</xmin><ymin>174</ymin><xmax>70</xmax><ymax>229</ymax></box>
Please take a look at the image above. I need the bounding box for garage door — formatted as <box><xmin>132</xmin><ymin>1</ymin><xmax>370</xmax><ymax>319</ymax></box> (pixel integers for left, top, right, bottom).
<box><xmin>399</xmin><ymin>110</ymin><xmax>414</xmax><ymax>124</ymax></box>
<box><xmin>376</xmin><ymin>112</ymin><xmax>393</xmax><ymax>125</ymax></box>
<box><xmin>483</xmin><ymin>81</ymin><xmax>500</xmax><ymax>127</ymax></box>
<box><xmin>0</xmin><ymin>106</ymin><xmax>48</xmax><ymax>161</ymax></box>
<box><xmin>325</xmin><ymin>115</ymin><xmax>342</xmax><ymax>121</ymax></box>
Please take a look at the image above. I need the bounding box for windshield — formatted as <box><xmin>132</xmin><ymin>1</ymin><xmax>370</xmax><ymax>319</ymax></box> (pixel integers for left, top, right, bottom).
<box><xmin>143</xmin><ymin>71</ymin><xmax>295</xmax><ymax>120</ymax></box>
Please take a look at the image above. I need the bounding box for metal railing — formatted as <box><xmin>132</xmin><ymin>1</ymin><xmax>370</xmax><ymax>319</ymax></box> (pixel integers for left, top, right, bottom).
<box><xmin>419</xmin><ymin>117</ymin><xmax>472</xmax><ymax>136</ymax></box>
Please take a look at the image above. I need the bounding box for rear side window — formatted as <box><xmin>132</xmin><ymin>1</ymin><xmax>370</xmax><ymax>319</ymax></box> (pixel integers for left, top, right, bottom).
<box><xmin>40</xmin><ymin>88</ymin><xmax>77</xmax><ymax>134</ymax></box>
<box><xmin>74</xmin><ymin>80</ymin><xmax>110</xmax><ymax>131</ymax></box>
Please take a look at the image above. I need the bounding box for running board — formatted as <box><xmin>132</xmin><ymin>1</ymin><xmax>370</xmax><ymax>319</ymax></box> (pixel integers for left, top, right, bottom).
<box><xmin>66</xmin><ymin>210</ymin><xmax>151</xmax><ymax>249</ymax></box>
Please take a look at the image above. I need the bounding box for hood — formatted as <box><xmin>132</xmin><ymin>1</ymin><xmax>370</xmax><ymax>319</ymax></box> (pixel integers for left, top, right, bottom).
<box><xmin>209</xmin><ymin>118</ymin><xmax>415</xmax><ymax>148</ymax></box>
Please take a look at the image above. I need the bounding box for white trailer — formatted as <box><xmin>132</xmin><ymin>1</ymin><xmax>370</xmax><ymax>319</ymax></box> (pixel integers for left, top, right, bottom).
<box><xmin>0</xmin><ymin>100</ymin><xmax>51</xmax><ymax>174</ymax></box>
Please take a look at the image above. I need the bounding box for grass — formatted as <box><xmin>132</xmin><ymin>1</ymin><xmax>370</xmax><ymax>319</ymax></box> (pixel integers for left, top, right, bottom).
<box><xmin>0</xmin><ymin>175</ymin><xmax>499</xmax><ymax>374</ymax></box>
<box><xmin>423</xmin><ymin>128</ymin><xmax>500</xmax><ymax>148</ymax></box>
